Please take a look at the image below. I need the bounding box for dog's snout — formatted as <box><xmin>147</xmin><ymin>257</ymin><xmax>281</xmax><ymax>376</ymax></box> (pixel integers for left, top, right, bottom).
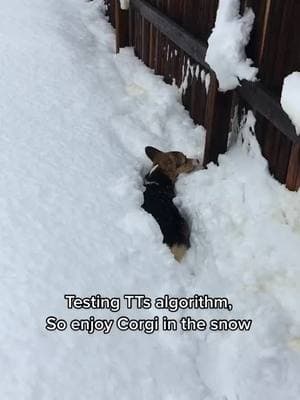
<box><xmin>192</xmin><ymin>159</ymin><xmax>201</xmax><ymax>167</ymax></box>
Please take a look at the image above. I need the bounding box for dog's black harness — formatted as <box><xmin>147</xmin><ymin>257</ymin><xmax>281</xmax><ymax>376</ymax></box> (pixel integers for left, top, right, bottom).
<box><xmin>142</xmin><ymin>166</ymin><xmax>190</xmax><ymax>248</ymax></box>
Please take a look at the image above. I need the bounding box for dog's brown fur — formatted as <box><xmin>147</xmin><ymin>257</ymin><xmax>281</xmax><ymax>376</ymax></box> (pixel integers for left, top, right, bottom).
<box><xmin>170</xmin><ymin>244</ymin><xmax>189</xmax><ymax>262</ymax></box>
<box><xmin>144</xmin><ymin>146</ymin><xmax>200</xmax><ymax>262</ymax></box>
<box><xmin>145</xmin><ymin>147</ymin><xmax>197</xmax><ymax>183</ymax></box>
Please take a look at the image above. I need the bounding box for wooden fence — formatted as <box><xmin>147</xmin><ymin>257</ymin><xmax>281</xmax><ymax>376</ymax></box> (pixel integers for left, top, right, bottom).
<box><xmin>103</xmin><ymin>0</ymin><xmax>300</xmax><ymax>191</ymax></box>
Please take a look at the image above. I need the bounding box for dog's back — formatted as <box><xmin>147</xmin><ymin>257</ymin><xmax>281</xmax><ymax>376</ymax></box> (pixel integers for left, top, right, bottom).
<box><xmin>142</xmin><ymin>167</ymin><xmax>190</xmax><ymax>261</ymax></box>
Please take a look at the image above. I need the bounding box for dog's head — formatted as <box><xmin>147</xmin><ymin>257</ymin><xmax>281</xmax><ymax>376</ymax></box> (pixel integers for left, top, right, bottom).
<box><xmin>145</xmin><ymin>146</ymin><xmax>200</xmax><ymax>182</ymax></box>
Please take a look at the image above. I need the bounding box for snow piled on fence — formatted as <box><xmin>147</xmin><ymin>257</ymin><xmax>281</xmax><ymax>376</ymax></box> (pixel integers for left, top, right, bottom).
<box><xmin>205</xmin><ymin>0</ymin><xmax>258</xmax><ymax>91</ymax></box>
<box><xmin>281</xmin><ymin>72</ymin><xmax>300</xmax><ymax>135</ymax></box>
<box><xmin>1</xmin><ymin>0</ymin><xmax>300</xmax><ymax>399</ymax></box>
<box><xmin>120</xmin><ymin>0</ymin><xmax>130</xmax><ymax>10</ymax></box>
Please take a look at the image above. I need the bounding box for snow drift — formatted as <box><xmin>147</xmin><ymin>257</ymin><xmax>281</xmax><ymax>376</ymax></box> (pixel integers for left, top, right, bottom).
<box><xmin>205</xmin><ymin>0</ymin><xmax>258</xmax><ymax>91</ymax></box>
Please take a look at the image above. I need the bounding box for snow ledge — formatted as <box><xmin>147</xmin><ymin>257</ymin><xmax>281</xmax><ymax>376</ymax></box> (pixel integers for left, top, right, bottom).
<box><xmin>281</xmin><ymin>72</ymin><xmax>300</xmax><ymax>135</ymax></box>
<box><xmin>205</xmin><ymin>0</ymin><xmax>258</xmax><ymax>92</ymax></box>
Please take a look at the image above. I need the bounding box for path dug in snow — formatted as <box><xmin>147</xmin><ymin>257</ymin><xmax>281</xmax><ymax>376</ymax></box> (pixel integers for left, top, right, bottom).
<box><xmin>0</xmin><ymin>0</ymin><xmax>300</xmax><ymax>399</ymax></box>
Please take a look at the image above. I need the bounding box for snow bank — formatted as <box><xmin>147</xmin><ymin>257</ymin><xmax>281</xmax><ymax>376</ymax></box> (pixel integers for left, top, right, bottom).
<box><xmin>205</xmin><ymin>0</ymin><xmax>258</xmax><ymax>92</ymax></box>
<box><xmin>176</xmin><ymin>111</ymin><xmax>300</xmax><ymax>399</ymax></box>
<box><xmin>281</xmin><ymin>72</ymin><xmax>300</xmax><ymax>135</ymax></box>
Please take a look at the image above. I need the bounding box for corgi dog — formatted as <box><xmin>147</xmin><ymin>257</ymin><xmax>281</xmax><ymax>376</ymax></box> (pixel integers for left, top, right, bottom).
<box><xmin>142</xmin><ymin>146</ymin><xmax>200</xmax><ymax>262</ymax></box>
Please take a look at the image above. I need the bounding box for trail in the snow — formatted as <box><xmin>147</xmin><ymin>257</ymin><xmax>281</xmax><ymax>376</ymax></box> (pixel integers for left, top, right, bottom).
<box><xmin>0</xmin><ymin>0</ymin><xmax>208</xmax><ymax>399</ymax></box>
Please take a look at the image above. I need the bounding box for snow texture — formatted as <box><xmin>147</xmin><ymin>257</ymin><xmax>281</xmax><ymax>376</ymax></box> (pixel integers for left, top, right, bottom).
<box><xmin>205</xmin><ymin>72</ymin><xmax>211</xmax><ymax>94</ymax></box>
<box><xmin>1</xmin><ymin>0</ymin><xmax>300</xmax><ymax>399</ymax></box>
<box><xmin>281</xmin><ymin>72</ymin><xmax>300</xmax><ymax>135</ymax></box>
<box><xmin>205</xmin><ymin>0</ymin><xmax>258</xmax><ymax>92</ymax></box>
<box><xmin>120</xmin><ymin>0</ymin><xmax>130</xmax><ymax>10</ymax></box>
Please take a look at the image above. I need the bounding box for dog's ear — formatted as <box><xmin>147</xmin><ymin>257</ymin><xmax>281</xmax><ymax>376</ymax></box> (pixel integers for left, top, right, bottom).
<box><xmin>145</xmin><ymin>146</ymin><xmax>162</xmax><ymax>161</ymax></box>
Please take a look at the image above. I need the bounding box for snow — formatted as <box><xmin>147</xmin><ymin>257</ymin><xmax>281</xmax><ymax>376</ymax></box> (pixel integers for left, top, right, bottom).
<box><xmin>1</xmin><ymin>0</ymin><xmax>300</xmax><ymax>399</ymax></box>
<box><xmin>120</xmin><ymin>0</ymin><xmax>130</xmax><ymax>10</ymax></box>
<box><xmin>281</xmin><ymin>72</ymin><xmax>300</xmax><ymax>135</ymax></box>
<box><xmin>205</xmin><ymin>0</ymin><xmax>258</xmax><ymax>92</ymax></box>
<box><xmin>205</xmin><ymin>72</ymin><xmax>211</xmax><ymax>94</ymax></box>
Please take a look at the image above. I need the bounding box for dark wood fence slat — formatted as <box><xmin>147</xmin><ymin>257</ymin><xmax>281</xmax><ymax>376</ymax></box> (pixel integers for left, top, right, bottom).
<box><xmin>275</xmin><ymin>134</ymin><xmax>293</xmax><ymax>184</ymax></box>
<box><xmin>204</xmin><ymin>74</ymin><xmax>232</xmax><ymax>165</ymax></box>
<box><xmin>286</xmin><ymin>144</ymin><xmax>300</xmax><ymax>191</ymax></box>
<box><xmin>128</xmin><ymin>5</ymin><xmax>134</xmax><ymax>46</ymax></box>
<box><xmin>115</xmin><ymin>0</ymin><xmax>129</xmax><ymax>53</ymax></box>
<box><xmin>131</xmin><ymin>0</ymin><xmax>209</xmax><ymax>69</ymax></box>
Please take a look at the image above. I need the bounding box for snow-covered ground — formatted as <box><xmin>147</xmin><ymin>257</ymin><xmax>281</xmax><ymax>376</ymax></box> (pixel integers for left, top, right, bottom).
<box><xmin>1</xmin><ymin>1</ymin><xmax>300</xmax><ymax>399</ymax></box>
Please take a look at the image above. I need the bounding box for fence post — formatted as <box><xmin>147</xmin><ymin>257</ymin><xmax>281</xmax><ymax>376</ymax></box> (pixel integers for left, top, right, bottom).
<box><xmin>286</xmin><ymin>143</ymin><xmax>300</xmax><ymax>191</ymax></box>
<box><xmin>115</xmin><ymin>0</ymin><xmax>130</xmax><ymax>53</ymax></box>
<box><xmin>203</xmin><ymin>72</ymin><xmax>232</xmax><ymax>166</ymax></box>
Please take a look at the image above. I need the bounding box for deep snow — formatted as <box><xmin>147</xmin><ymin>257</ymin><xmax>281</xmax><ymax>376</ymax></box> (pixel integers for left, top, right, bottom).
<box><xmin>1</xmin><ymin>1</ymin><xmax>300</xmax><ymax>399</ymax></box>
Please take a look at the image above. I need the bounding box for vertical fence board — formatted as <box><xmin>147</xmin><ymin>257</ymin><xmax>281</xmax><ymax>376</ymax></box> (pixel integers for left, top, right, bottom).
<box><xmin>286</xmin><ymin>144</ymin><xmax>300</xmax><ymax>191</ymax></box>
<box><xmin>107</xmin><ymin>0</ymin><xmax>300</xmax><ymax>191</ymax></box>
<box><xmin>204</xmin><ymin>74</ymin><xmax>232</xmax><ymax>165</ymax></box>
<box><xmin>115</xmin><ymin>0</ymin><xmax>129</xmax><ymax>52</ymax></box>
